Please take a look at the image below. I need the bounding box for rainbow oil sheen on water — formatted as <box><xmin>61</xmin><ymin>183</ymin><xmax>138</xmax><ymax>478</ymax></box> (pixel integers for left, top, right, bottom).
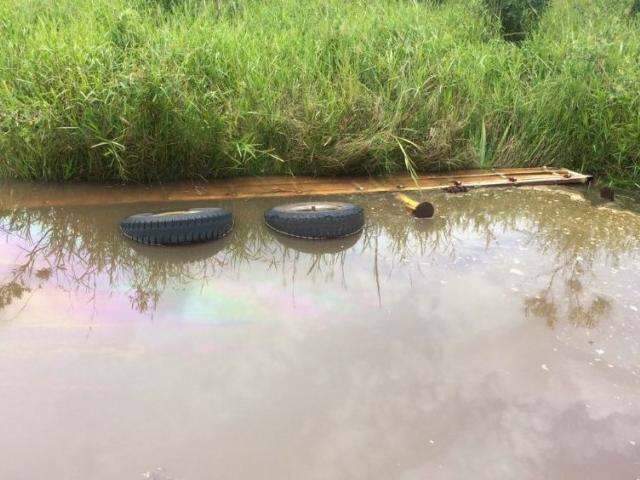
<box><xmin>0</xmin><ymin>185</ymin><xmax>639</xmax><ymax>480</ymax></box>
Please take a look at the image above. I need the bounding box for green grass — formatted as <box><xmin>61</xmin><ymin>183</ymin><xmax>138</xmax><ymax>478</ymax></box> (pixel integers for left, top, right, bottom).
<box><xmin>0</xmin><ymin>0</ymin><xmax>639</xmax><ymax>186</ymax></box>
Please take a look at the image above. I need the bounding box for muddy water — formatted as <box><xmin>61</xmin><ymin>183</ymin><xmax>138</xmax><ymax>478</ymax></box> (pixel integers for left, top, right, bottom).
<box><xmin>0</xmin><ymin>186</ymin><xmax>639</xmax><ymax>480</ymax></box>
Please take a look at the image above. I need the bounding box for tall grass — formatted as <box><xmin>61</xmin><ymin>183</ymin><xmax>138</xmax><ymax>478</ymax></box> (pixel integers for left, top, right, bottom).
<box><xmin>0</xmin><ymin>0</ymin><xmax>639</xmax><ymax>185</ymax></box>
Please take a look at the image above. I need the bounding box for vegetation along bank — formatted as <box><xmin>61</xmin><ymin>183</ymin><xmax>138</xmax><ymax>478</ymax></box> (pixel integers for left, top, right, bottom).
<box><xmin>0</xmin><ymin>0</ymin><xmax>639</xmax><ymax>186</ymax></box>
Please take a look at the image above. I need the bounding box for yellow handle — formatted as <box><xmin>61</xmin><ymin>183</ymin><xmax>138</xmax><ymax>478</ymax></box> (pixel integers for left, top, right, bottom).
<box><xmin>395</xmin><ymin>193</ymin><xmax>419</xmax><ymax>210</ymax></box>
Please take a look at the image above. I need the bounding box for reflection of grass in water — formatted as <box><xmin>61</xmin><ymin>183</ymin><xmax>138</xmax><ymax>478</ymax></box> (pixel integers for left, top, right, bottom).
<box><xmin>1</xmin><ymin>188</ymin><xmax>640</xmax><ymax>319</ymax></box>
<box><xmin>368</xmin><ymin>188</ymin><xmax>640</xmax><ymax>264</ymax></box>
<box><xmin>360</xmin><ymin>188</ymin><xmax>640</xmax><ymax>329</ymax></box>
<box><xmin>0</xmin><ymin>206</ymin><xmax>220</xmax><ymax>313</ymax></box>
<box><xmin>0</xmin><ymin>281</ymin><xmax>29</xmax><ymax>310</ymax></box>
<box><xmin>524</xmin><ymin>270</ymin><xmax>612</xmax><ymax>330</ymax></box>
<box><xmin>0</xmin><ymin>201</ymin><xmax>362</xmax><ymax>313</ymax></box>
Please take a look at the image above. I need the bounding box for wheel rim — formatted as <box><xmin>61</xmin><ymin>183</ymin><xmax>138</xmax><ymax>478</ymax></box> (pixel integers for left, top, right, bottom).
<box><xmin>286</xmin><ymin>203</ymin><xmax>342</xmax><ymax>212</ymax></box>
<box><xmin>152</xmin><ymin>209</ymin><xmax>201</xmax><ymax>217</ymax></box>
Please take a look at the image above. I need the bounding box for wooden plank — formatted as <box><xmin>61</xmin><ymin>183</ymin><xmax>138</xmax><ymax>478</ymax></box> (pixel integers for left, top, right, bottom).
<box><xmin>0</xmin><ymin>168</ymin><xmax>592</xmax><ymax>209</ymax></box>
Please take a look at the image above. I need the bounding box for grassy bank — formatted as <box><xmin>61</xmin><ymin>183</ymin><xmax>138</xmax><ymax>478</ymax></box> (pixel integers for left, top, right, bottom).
<box><xmin>0</xmin><ymin>0</ymin><xmax>639</xmax><ymax>185</ymax></box>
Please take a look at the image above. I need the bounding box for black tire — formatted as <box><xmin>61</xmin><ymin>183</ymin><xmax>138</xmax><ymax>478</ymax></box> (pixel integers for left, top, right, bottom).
<box><xmin>120</xmin><ymin>208</ymin><xmax>233</xmax><ymax>246</ymax></box>
<box><xmin>264</xmin><ymin>202</ymin><xmax>364</xmax><ymax>239</ymax></box>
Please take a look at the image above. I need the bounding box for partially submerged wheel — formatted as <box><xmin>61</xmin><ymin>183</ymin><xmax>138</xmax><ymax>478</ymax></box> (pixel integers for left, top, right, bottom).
<box><xmin>120</xmin><ymin>208</ymin><xmax>233</xmax><ymax>246</ymax></box>
<box><xmin>264</xmin><ymin>202</ymin><xmax>364</xmax><ymax>239</ymax></box>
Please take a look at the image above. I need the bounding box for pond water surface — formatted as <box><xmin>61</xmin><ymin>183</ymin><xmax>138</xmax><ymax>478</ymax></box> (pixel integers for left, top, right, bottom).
<box><xmin>0</xmin><ymin>185</ymin><xmax>639</xmax><ymax>480</ymax></box>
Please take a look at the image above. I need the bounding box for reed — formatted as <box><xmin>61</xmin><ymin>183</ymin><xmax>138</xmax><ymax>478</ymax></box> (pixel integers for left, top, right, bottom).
<box><xmin>0</xmin><ymin>0</ymin><xmax>638</xmax><ymax>186</ymax></box>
